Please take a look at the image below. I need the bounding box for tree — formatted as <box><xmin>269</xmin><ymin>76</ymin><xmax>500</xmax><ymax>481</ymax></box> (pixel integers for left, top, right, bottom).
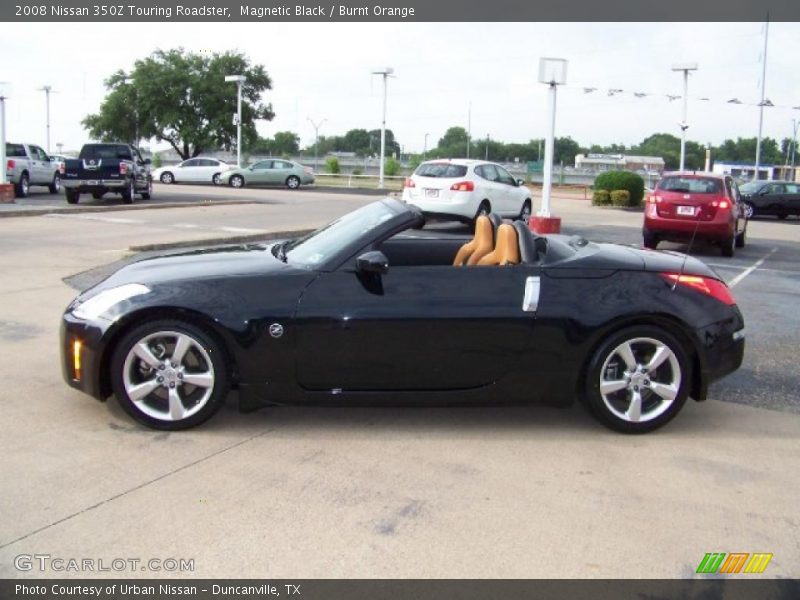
<box><xmin>384</xmin><ymin>157</ymin><xmax>401</xmax><ymax>177</ymax></box>
<box><xmin>83</xmin><ymin>48</ymin><xmax>274</xmax><ymax>159</ymax></box>
<box><xmin>434</xmin><ymin>127</ymin><xmax>469</xmax><ymax>158</ymax></box>
<box><xmin>554</xmin><ymin>137</ymin><xmax>581</xmax><ymax>166</ymax></box>
<box><xmin>324</xmin><ymin>156</ymin><xmax>340</xmax><ymax>174</ymax></box>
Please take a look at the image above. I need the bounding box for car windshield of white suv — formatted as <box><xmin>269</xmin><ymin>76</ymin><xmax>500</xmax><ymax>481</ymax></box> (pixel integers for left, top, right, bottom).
<box><xmin>738</xmin><ymin>182</ymin><xmax>761</xmax><ymax>194</ymax></box>
<box><xmin>659</xmin><ymin>177</ymin><xmax>722</xmax><ymax>194</ymax></box>
<box><xmin>416</xmin><ymin>163</ymin><xmax>468</xmax><ymax>178</ymax></box>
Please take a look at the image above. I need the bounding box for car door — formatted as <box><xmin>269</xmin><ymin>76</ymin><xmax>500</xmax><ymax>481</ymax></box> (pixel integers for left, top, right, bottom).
<box><xmin>195</xmin><ymin>159</ymin><xmax>217</xmax><ymax>183</ymax></box>
<box><xmin>294</xmin><ymin>262</ymin><xmax>540</xmax><ymax>392</ymax></box>
<box><xmin>494</xmin><ymin>165</ymin><xmax>520</xmax><ymax>215</ymax></box>
<box><xmin>177</xmin><ymin>159</ymin><xmax>200</xmax><ymax>182</ymax></box>
<box><xmin>785</xmin><ymin>183</ymin><xmax>800</xmax><ymax>213</ymax></box>
<box><xmin>248</xmin><ymin>160</ymin><xmax>273</xmax><ymax>184</ymax></box>
<box><xmin>28</xmin><ymin>145</ymin><xmax>49</xmax><ymax>184</ymax></box>
<box><xmin>475</xmin><ymin>164</ymin><xmax>503</xmax><ymax>211</ymax></box>
<box><xmin>272</xmin><ymin>160</ymin><xmax>293</xmax><ymax>185</ymax></box>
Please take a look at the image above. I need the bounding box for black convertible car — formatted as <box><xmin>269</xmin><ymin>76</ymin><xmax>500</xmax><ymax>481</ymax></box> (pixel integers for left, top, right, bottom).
<box><xmin>61</xmin><ymin>199</ymin><xmax>745</xmax><ymax>433</ymax></box>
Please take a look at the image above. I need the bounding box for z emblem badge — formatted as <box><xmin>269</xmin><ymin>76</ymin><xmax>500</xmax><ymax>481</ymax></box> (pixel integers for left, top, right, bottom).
<box><xmin>269</xmin><ymin>323</ymin><xmax>284</xmax><ymax>338</ymax></box>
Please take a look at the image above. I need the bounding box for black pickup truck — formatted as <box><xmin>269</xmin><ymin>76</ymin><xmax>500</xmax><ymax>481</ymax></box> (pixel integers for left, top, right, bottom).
<box><xmin>61</xmin><ymin>143</ymin><xmax>152</xmax><ymax>204</ymax></box>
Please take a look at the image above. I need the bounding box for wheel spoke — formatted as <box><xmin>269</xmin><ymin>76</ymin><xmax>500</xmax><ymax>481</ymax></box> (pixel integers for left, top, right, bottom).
<box><xmin>617</xmin><ymin>342</ymin><xmax>637</xmax><ymax>371</ymax></box>
<box><xmin>128</xmin><ymin>378</ymin><xmax>160</xmax><ymax>402</ymax></box>
<box><xmin>650</xmin><ymin>382</ymin><xmax>678</xmax><ymax>402</ymax></box>
<box><xmin>625</xmin><ymin>389</ymin><xmax>642</xmax><ymax>422</ymax></box>
<box><xmin>600</xmin><ymin>379</ymin><xmax>629</xmax><ymax>395</ymax></box>
<box><xmin>133</xmin><ymin>342</ymin><xmax>160</xmax><ymax>368</ymax></box>
<box><xmin>182</xmin><ymin>371</ymin><xmax>213</xmax><ymax>388</ymax></box>
<box><xmin>172</xmin><ymin>333</ymin><xmax>193</xmax><ymax>366</ymax></box>
<box><xmin>646</xmin><ymin>344</ymin><xmax>672</xmax><ymax>372</ymax></box>
<box><xmin>168</xmin><ymin>387</ymin><xmax>186</xmax><ymax>420</ymax></box>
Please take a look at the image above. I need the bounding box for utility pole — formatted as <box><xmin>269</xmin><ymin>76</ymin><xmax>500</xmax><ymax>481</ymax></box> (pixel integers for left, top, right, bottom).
<box><xmin>754</xmin><ymin>14</ymin><xmax>769</xmax><ymax>181</ymax></box>
<box><xmin>466</xmin><ymin>101</ymin><xmax>471</xmax><ymax>159</ymax></box>
<box><xmin>38</xmin><ymin>85</ymin><xmax>56</xmax><ymax>153</ymax></box>
<box><xmin>371</xmin><ymin>67</ymin><xmax>394</xmax><ymax>188</ymax></box>
<box><xmin>790</xmin><ymin>118</ymin><xmax>798</xmax><ymax>180</ymax></box>
<box><xmin>224</xmin><ymin>75</ymin><xmax>246</xmax><ymax>167</ymax></box>
<box><xmin>307</xmin><ymin>117</ymin><xmax>326</xmax><ymax>173</ymax></box>
<box><xmin>485</xmin><ymin>134</ymin><xmax>489</xmax><ymax>160</ymax></box>
<box><xmin>423</xmin><ymin>132</ymin><xmax>429</xmax><ymax>160</ymax></box>
<box><xmin>671</xmin><ymin>63</ymin><xmax>698</xmax><ymax>171</ymax></box>
<box><xmin>0</xmin><ymin>84</ymin><xmax>8</xmax><ymax>186</ymax></box>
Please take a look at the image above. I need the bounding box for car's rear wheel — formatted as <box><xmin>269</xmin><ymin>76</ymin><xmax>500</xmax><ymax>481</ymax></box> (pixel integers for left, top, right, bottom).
<box><xmin>160</xmin><ymin>172</ymin><xmax>174</xmax><ymax>184</ymax></box>
<box><xmin>721</xmin><ymin>234</ymin><xmax>735</xmax><ymax>257</ymax></box>
<box><xmin>121</xmin><ymin>178</ymin><xmax>135</xmax><ymax>204</ymax></box>
<box><xmin>230</xmin><ymin>175</ymin><xmax>245</xmax><ymax>188</ymax></box>
<box><xmin>65</xmin><ymin>189</ymin><xmax>79</xmax><ymax>204</ymax></box>
<box><xmin>15</xmin><ymin>173</ymin><xmax>29</xmax><ymax>198</ymax></box>
<box><xmin>518</xmin><ymin>199</ymin><xmax>532</xmax><ymax>222</ymax></box>
<box><xmin>643</xmin><ymin>231</ymin><xmax>659</xmax><ymax>249</ymax></box>
<box><xmin>735</xmin><ymin>223</ymin><xmax>747</xmax><ymax>248</ymax></box>
<box><xmin>212</xmin><ymin>173</ymin><xmax>222</xmax><ymax>185</ymax></box>
<box><xmin>49</xmin><ymin>173</ymin><xmax>61</xmax><ymax>194</ymax></box>
<box><xmin>92</xmin><ymin>191</ymin><xmax>104</xmax><ymax>200</ymax></box>
<box><xmin>110</xmin><ymin>320</ymin><xmax>229</xmax><ymax>430</ymax></box>
<box><xmin>584</xmin><ymin>326</ymin><xmax>690</xmax><ymax>433</ymax></box>
<box><xmin>141</xmin><ymin>179</ymin><xmax>152</xmax><ymax>200</ymax></box>
<box><xmin>286</xmin><ymin>175</ymin><xmax>300</xmax><ymax>189</ymax></box>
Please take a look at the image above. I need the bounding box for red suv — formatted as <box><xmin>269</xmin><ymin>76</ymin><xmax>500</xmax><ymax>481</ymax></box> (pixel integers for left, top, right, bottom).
<box><xmin>643</xmin><ymin>172</ymin><xmax>747</xmax><ymax>257</ymax></box>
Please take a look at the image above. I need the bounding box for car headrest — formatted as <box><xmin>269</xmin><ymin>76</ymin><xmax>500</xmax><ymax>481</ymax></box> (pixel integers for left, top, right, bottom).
<box><xmin>514</xmin><ymin>221</ymin><xmax>541</xmax><ymax>263</ymax></box>
<box><xmin>487</xmin><ymin>212</ymin><xmax>504</xmax><ymax>235</ymax></box>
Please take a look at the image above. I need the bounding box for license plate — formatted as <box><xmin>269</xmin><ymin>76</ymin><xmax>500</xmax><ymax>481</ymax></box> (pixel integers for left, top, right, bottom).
<box><xmin>87</xmin><ymin>180</ymin><xmax>98</xmax><ymax>186</ymax></box>
<box><xmin>424</xmin><ymin>188</ymin><xmax>439</xmax><ymax>198</ymax></box>
<box><xmin>677</xmin><ymin>205</ymin><xmax>696</xmax><ymax>216</ymax></box>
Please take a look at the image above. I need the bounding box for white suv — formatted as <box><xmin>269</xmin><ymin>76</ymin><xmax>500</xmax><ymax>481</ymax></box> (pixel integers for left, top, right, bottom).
<box><xmin>402</xmin><ymin>159</ymin><xmax>532</xmax><ymax>224</ymax></box>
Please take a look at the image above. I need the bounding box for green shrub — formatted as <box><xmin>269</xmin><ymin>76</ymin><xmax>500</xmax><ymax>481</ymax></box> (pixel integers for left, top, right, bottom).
<box><xmin>592</xmin><ymin>189</ymin><xmax>611</xmax><ymax>206</ymax></box>
<box><xmin>352</xmin><ymin>168</ymin><xmax>362</xmax><ymax>176</ymax></box>
<box><xmin>384</xmin><ymin>157</ymin><xmax>401</xmax><ymax>177</ymax></box>
<box><xmin>324</xmin><ymin>156</ymin><xmax>340</xmax><ymax>174</ymax></box>
<box><xmin>151</xmin><ymin>154</ymin><xmax>162</xmax><ymax>169</ymax></box>
<box><xmin>594</xmin><ymin>170</ymin><xmax>645</xmax><ymax>207</ymax></box>
<box><xmin>610</xmin><ymin>189</ymin><xmax>631</xmax><ymax>206</ymax></box>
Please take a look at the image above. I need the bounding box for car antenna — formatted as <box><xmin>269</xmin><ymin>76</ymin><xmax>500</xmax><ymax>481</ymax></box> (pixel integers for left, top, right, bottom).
<box><xmin>672</xmin><ymin>208</ymin><xmax>703</xmax><ymax>292</ymax></box>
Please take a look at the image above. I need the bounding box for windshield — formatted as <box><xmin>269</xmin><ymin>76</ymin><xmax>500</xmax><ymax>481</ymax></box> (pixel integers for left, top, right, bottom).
<box><xmin>283</xmin><ymin>202</ymin><xmax>398</xmax><ymax>268</ymax></box>
<box><xmin>738</xmin><ymin>182</ymin><xmax>761</xmax><ymax>194</ymax></box>
<box><xmin>658</xmin><ymin>176</ymin><xmax>722</xmax><ymax>194</ymax></box>
<box><xmin>416</xmin><ymin>163</ymin><xmax>468</xmax><ymax>178</ymax></box>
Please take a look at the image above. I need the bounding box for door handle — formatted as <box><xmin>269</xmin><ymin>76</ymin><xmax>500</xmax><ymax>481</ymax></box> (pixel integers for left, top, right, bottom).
<box><xmin>522</xmin><ymin>276</ymin><xmax>540</xmax><ymax>313</ymax></box>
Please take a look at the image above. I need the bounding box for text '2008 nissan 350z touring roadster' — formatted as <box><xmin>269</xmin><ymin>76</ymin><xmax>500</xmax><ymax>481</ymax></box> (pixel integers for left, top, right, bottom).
<box><xmin>61</xmin><ymin>199</ymin><xmax>745</xmax><ymax>433</ymax></box>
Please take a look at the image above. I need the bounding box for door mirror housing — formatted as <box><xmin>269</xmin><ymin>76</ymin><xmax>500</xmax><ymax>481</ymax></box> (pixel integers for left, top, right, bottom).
<box><xmin>356</xmin><ymin>251</ymin><xmax>389</xmax><ymax>275</ymax></box>
<box><xmin>143</xmin><ymin>158</ymin><xmax>152</xmax><ymax>165</ymax></box>
<box><xmin>516</xmin><ymin>178</ymin><xmax>525</xmax><ymax>187</ymax></box>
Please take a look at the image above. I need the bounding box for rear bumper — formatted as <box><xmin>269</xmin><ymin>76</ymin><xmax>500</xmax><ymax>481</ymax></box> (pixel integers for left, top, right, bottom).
<box><xmin>644</xmin><ymin>204</ymin><xmax>734</xmax><ymax>241</ymax></box>
<box><xmin>62</xmin><ymin>179</ymin><xmax>126</xmax><ymax>191</ymax></box>
<box><xmin>693</xmin><ymin>310</ymin><xmax>746</xmax><ymax>399</ymax></box>
<box><xmin>403</xmin><ymin>190</ymin><xmax>478</xmax><ymax>220</ymax></box>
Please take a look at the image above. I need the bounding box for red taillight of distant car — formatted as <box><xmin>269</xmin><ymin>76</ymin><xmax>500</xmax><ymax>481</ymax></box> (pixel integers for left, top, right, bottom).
<box><xmin>6</xmin><ymin>159</ymin><xmax>15</xmax><ymax>170</ymax></box>
<box><xmin>59</xmin><ymin>163</ymin><xmax>65</xmax><ymax>174</ymax></box>
<box><xmin>119</xmin><ymin>163</ymin><xmax>128</xmax><ymax>175</ymax></box>
<box><xmin>403</xmin><ymin>177</ymin><xmax>415</xmax><ymax>188</ymax></box>
<box><xmin>661</xmin><ymin>273</ymin><xmax>736</xmax><ymax>305</ymax></box>
<box><xmin>303</xmin><ymin>167</ymin><xmax>314</xmax><ymax>175</ymax></box>
<box><xmin>711</xmin><ymin>200</ymin><xmax>730</xmax><ymax>209</ymax></box>
<box><xmin>648</xmin><ymin>195</ymin><xmax>662</xmax><ymax>204</ymax></box>
<box><xmin>450</xmin><ymin>181</ymin><xmax>474</xmax><ymax>192</ymax></box>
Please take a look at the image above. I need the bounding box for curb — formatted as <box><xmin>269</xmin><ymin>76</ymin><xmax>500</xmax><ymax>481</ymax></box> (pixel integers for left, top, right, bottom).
<box><xmin>0</xmin><ymin>199</ymin><xmax>259</xmax><ymax>219</ymax></box>
<box><xmin>129</xmin><ymin>228</ymin><xmax>314</xmax><ymax>252</ymax></box>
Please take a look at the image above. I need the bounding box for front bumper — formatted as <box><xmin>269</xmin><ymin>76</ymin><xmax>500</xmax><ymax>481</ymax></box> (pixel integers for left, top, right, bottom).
<box><xmin>60</xmin><ymin>312</ymin><xmax>112</xmax><ymax>401</ymax></box>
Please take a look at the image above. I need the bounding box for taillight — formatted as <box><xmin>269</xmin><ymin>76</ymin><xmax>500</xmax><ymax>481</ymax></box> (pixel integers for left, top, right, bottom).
<box><xmin>450</xmin><ymin>181</ymin><xmax>474</xmax><ymax>192</ymax></box>
<box><xmin>6</xmin><ymin>159</ymin><xmax>15</xmax><ymax>170</ymax></box>
<box><xmin>119</xmin><ymin>163</ymin><xmax>128</xmax><ymax>175</ymax></box>
<box><xmin>711</xmin><ymin>200</ymin><xmax>730</xmax><ymax>209</ymax></box>
<box><xmin>303</xmin><ymin>167</ymin><xmax>314</xmax><ymax>175</ymax></box>
<box><xmin>59</xmin><ymin>163</ymin><xmax>65</xmax><ymax>174</ymax></box>
<box><xmin>403</xmin><ymin>177</ymin><xmax>415</xmax><ymax>188</ymax></box>
<box><xmin>661</xmin><ymin>273</ymin><xmax>736</xmax><ymax>305</ymax></box>
<box><xmin>648</xmin><ymin>195</ymin><xmax>662</xmax><ymax>204</ymax></box>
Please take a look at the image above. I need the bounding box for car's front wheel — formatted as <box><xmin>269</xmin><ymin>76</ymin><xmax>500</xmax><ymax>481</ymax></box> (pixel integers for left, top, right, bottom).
<box><xmin>230</xmin><ymin>175</ymin><xmax>245</xmax><ymax>188</ymax></box>
<box><xmin>743</xmin><ymin>202</ymin><xmax>755</xmax><ymax>219</ymax></box>
<box><xmin>141</xmin><ymin>179</ymin><xmax>152</xmax><ymax>200</ymax></box>
<box><xmin>286</xmin><ymin>175</ymin><xmax>300</xmax><ymax>189</ymax></box>
<box><xmin>49</xmin><ymin>173</ymin><xmax>61</xmax><ymax>194</ymax></box>
<box><xmin>518</xmin><ymin>199</ymin><xmax>532</xmax><ymax>222</ymax></box>
<box><xmin>160</xmin><ymin>172</ymin><xmax>174</xmax><ymax>184</ymax></box>
<box><xmin>584</xmin><ymin>326</ymin><xmax>690</xmax><ymax>433</ymax></box>
<box><xmin>110</xmin><ymin>320</ymin><xmax>229</xmax><ymax>430</ymax></box>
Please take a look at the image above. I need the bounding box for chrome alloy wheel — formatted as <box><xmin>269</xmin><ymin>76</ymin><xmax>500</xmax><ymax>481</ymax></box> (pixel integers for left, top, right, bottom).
<box><xmin>121</xmin><ymin>330</ymin><xmax>215</xmax><ymax>422</ymax></box>
<box><xmin>598</xmin><ymin>337</ymin><xmax>681</xmax><ymax>423</ymax></box>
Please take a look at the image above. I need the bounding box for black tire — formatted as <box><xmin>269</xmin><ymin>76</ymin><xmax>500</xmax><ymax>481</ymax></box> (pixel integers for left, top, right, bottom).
<box><xmin>721</xmin><ymin>234</ymin><xmax>735</xmax><ymax>257</ymax></box>
<box><xmin>141</xmin><ymin>179</ymin><xmax>152</xmax><ymax>200</ymax></box>
<box><xmin>743</xmin><ymin>202</ymin><xmax>755</xmax><ymax>219</ymax></box>
<box><xmin>49</xmin><ymin>173</ymin><xmax>61</xmax><ymax>194</ymax></box>
<box><xmin>735</xmin><ymin>223</ymin><xmax>746</xmax><ymax>248</ymax></box>
<box><xmin>518</xmin><ymin>199</ymin><xmax>532</xmax><ymax>222</ymax></box>
<box><xmin>65</xmin><ymin>189</ymin><xmax>79</xmax><ymax>204</ymax></box>
<box><xmin>121</xmin><ymin>178</ymin><xmax>135</xmax><ymax>204</ymax></box>
<box><xmin>212</xmin><ymin>173</ymin><xmax>222</xmax><ymax>185</ymax></box>
<box><xmin>92</xmin><ymin>192</ymin><xmax>104</xmax><ymax>200</ymax></box>
<box><xmin>643</xmin><ymin>230</ymin><xmax>659</xmax><ymax>249</ymax></box>
<box><xmin>160</xmin><ymin>172</ymin><xmax>174</xmax><ymax>184</ymax></box>
<box><xmin>110</xmin><ymin>319</ymin><xmax>230</xmax><ymax>430</ymax></box>
<box><xmin>286</xmin><ymin>175</ymin><xmax>301</xmax><ymax>189</ymax></box>
<box><xmin>230</xmin><ymin>175</ymin><xmax>245</xmax><ymax>188</ymax></box>
<box><xmin>583</xmin><ymin>325</ymin><xmax>691</xmax><ymax>434</ymax></box>
<box><xmin>15</xmin><ymin>173</ymin><xmax>29</xmax><ymax>198</ymax></box>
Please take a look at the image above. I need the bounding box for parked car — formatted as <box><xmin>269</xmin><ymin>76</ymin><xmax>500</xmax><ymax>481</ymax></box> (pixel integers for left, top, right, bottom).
<box><xmin>61</xmin><ymin>199</ymin><xmax>744</xmax><ymax>434</ymax></box>
<box><xmin>61</xmin><ymin>143</ymin><xmax>152</xmax><ymax>204</ymax></box>
<box><xmin>152</xmin><ymin>157</ymin><xmax>232</xmax><ymax>185</ymax></box>
<box><xmin>5</xmin><ymin>142</ymin><xmax>62</xmax><ymax>197</ymax></box>
<box><xmin>48</xmin><ymin>153</ymin><xmax>74</xmax><ymax>170</ymax></box>
<box><xmin>402</xmin><ymin>159</ymin><xmax>532</xmax><ymax>225</ymax></box>
<box><xmin>738</xmin><ymin>180</ymin><xmax>800</xmax><ymax>220</ymax></box>
<box><xmin>219</xmin><ymin>159</ymin><xmax>314</xmax><ymax>189</ymax></box>
<box><xmin>643</xmin><ymin>172</ymin><xmax>747</xmax><ymax>257</ymax></box>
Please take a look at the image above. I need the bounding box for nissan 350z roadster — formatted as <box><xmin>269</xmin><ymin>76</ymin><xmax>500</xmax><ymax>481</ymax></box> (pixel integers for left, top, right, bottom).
<box><xmin>61</xmin><ymin>199</ymin><xmax>745</xmax><ymax>433</ymax></box>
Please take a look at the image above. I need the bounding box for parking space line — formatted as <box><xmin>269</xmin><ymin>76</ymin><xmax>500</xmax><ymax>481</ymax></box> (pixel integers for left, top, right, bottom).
<box><xmin>728</xmin><ymin>248</ymin><xmax>778</xmax><ymax>288</ymax></box>
<box><xmin>45</xmin><ymin>213</ymin><xmax>147</xmax><ymax>225</ymax></box>
<box><xmin>218</xmin><ymin>226</ymin><xmax>261</xmax><ymax>233</ymax></box>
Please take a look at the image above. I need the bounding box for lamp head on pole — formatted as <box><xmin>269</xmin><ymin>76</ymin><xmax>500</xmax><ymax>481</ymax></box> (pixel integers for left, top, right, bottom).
<box><xmin>224</xmin><ymin>75</ymin><xmax>246</xmax><ymax>84</ymax></box>
<box><xmin>538</xmin><ymin>58</ymin><xmax>568</xmax><ymax>86</ymax></box>
<box><xmin>671</xmin><ymin>62</ymin><xmax>698</xmax><ymax>73</ymax></box>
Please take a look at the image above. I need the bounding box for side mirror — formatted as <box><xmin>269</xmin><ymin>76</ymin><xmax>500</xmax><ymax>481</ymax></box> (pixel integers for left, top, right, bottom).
<box><xmin>516</xmin><ymin>178</ymin><xmax>525</xmax><ymax>187</ymax></box>
<box><xmin>144</xmin><ymin>158</ymin><xmax>152</xmax><ymax>165</ymax></box>
<box><xmin>356</xmin><ymin>251</ymin><xmax>389</xmax><ymax>275</ymax></box>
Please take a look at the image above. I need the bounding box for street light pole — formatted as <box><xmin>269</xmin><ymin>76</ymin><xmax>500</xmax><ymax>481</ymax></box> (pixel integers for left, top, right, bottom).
<box><xmin>423</xmin><ymin>133</ymin><xmax>429</xmax><ymax>160</ymax></box>
<box><xmin>224</xmin><ymin>75</ymin><xmax>246</xmax><ymax>167</ymax></box>
<box><xmin>671</xmin><ymin>63</ymin><xmax>698</xmax><ymax>171</ymax></box>
<box><xmin>754</xmin><ymin>15</ymin><xmax>770</xmax><ymax>181</ymax></box>
<box><xmin>372</xmin><ymin>67</ymin><xmax>394</xmax><ymax>188</ymax></box>
<box><xmin>0</xmin><ymin>86</ymin><xmax>7</xmax><ymax>186</ymax></box>
<box><xmin>38</xmin><ymin>85</ymin><xmax>56</xmax><ymax>153</ymax></box>
<box><xmin>307</xmin><ymin>117</ymin><xmax>326</xmax><ymax>172</ymax></box>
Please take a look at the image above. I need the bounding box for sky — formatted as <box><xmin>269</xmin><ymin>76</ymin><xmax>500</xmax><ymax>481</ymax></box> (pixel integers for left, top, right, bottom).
<box><xmin>1</xmin><ymin>22</ymin><xmax>798</xmax><ymax>155</ymax></box>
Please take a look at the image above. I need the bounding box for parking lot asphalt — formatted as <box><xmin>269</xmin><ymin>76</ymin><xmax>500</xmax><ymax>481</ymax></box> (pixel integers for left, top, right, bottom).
<box><xmin>0</xmin><ymin>188</ymin><xmax>798</xmax><ymax>578</ymax></box>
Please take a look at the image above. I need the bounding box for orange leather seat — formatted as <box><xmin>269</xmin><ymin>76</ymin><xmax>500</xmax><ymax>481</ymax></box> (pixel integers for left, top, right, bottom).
<box><xmin>477</xmin><ymin>223</ymin><xmax>520</xmax><ymax>266</ymax></box>
<box><xmin>453</xmin><ymin>216</ymin><xmax>494</xmax><ymax>266</ymax></box>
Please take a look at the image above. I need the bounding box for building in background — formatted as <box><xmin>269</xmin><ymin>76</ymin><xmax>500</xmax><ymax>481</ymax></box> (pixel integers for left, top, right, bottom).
<box><xmin>574</xmin><ymin>153</ymin><xmax>665</xmax><ymax>174</ymax></box>
<box><xmin>710</xmin><ymin>161</ymin><xmax>784</xmax><ymax>181</ymax></box>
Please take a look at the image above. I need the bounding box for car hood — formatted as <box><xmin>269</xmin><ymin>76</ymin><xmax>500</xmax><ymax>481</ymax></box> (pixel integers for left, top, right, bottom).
<box><xmin>92</xmin><ymin>243</ymin><xmax>302</xmax><ymax>292</ymax></box>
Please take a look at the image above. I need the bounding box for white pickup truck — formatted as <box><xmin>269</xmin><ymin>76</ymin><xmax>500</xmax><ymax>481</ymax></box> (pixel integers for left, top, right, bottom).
<box><xmin>5</xmin><ymin>142</ymin><xmax>62</xmax><ymax>198</ymax></box>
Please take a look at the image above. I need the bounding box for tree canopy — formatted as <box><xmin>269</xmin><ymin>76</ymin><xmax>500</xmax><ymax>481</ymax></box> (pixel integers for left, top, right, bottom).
<box><xmin>83</xmin><ymin>48</ymin><xmax>274</xmax><ymax>159</ymax></box>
